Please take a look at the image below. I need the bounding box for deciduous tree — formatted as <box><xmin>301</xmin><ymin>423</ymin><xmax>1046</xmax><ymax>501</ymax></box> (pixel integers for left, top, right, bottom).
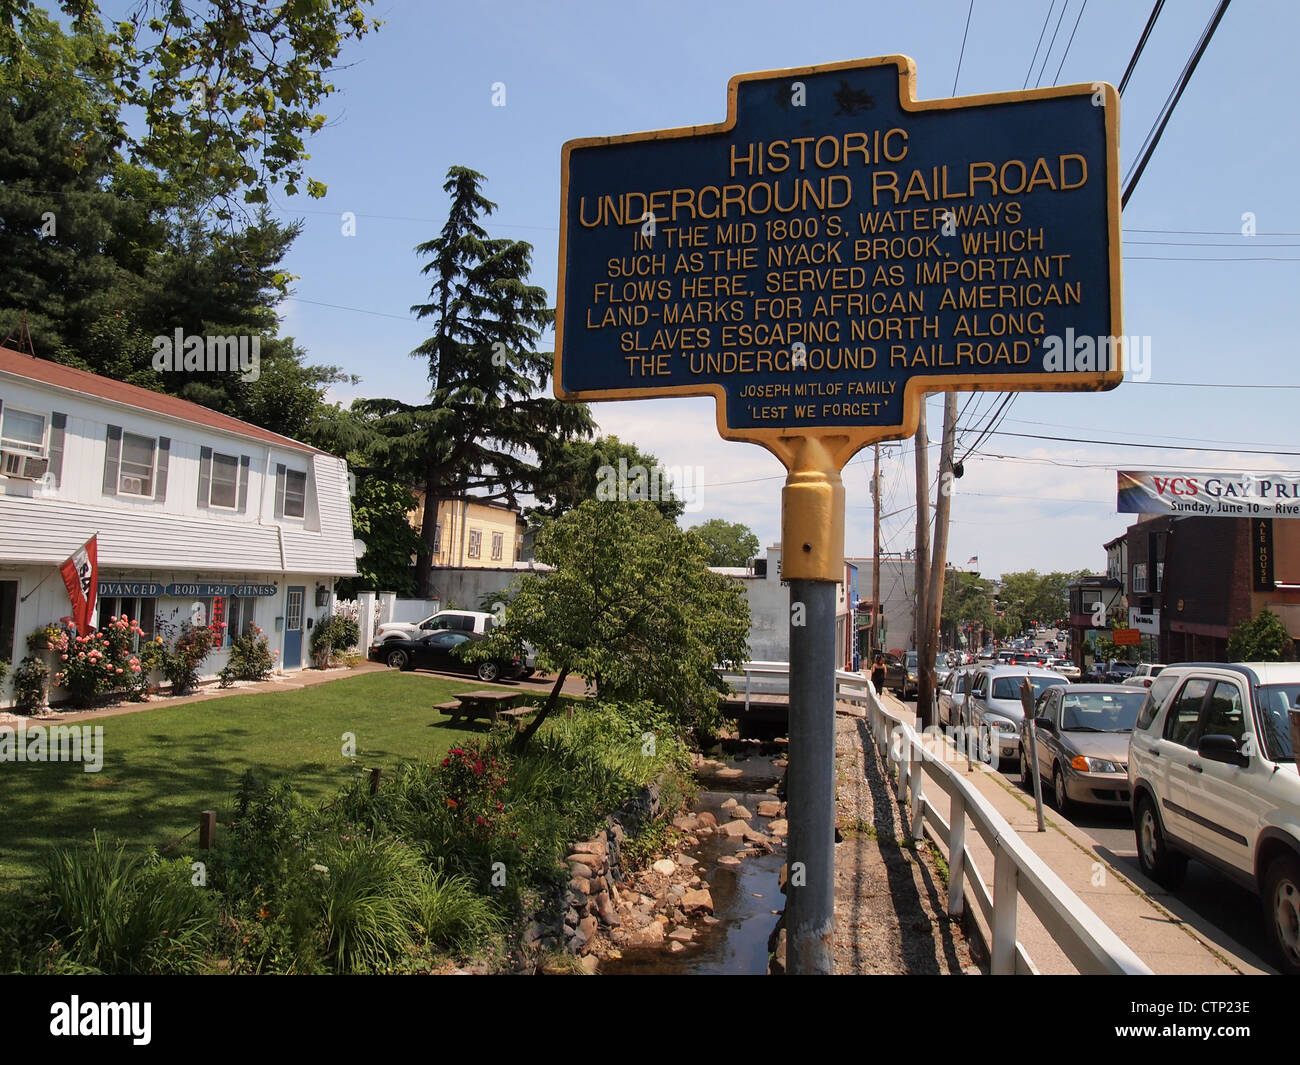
<box><xmin>476</xmin><ymin>500</ymin><xmax>750</xmax><ymax>748</ymax></box>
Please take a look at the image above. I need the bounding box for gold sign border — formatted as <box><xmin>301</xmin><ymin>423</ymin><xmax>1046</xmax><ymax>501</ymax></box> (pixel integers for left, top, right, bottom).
<box><xmin>554</xmin><ymin>54</ymin><xmax>1123</xmax><ymax>469</ymax></box>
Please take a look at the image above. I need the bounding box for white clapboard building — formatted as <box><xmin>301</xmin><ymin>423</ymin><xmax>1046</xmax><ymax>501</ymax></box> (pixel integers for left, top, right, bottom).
<box><xmin>0</xmin><ymin>345</ymin><xmax>359</xmax><ymax>702</ymax></box>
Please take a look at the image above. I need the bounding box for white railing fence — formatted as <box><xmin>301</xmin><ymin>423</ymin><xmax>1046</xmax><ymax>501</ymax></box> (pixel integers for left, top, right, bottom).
<box><xmin>835</xmin><ymin>668</ymin><xmax>1150</xmax><ymax>975</ymax></box>
<box><xmin>716</xmin><ymin>661</ymin><xmax>1151</xmax><ymax>976</ymax></box>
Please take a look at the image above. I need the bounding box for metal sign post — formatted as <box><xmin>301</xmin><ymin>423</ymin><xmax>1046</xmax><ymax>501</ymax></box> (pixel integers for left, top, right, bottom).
<box><xmin>555</xmin><ymin>55</ymin><xmax>1120</xmax><ymax>974</ymax></box>
<box><xmin>1021</xmin><ymin>677</ymin><xmax>1046</xmax><ymax>831</ymax></box>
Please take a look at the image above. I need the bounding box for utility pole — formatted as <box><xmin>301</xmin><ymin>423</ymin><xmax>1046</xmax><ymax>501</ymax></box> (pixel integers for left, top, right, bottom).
<box><xmin>913</xmin><ymin>402</ymin><xmax>930</xmax><ymax>726</ymax></box>
<box><xmin>922</xmin><ymin>394</ymin><xmax>959</xmax><ymax>728</ymax></box>
<box><xmin>871</xmin><ymin>444</ymin><xmax>881</xmax><ymax>657</ymax></box>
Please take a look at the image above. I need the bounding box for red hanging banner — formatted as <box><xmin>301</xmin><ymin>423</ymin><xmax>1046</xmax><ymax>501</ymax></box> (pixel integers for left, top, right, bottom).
<box><xmin>59</xmin><ymin>535</ymin><xmax>98</xmax><ymax>634</ymax></box>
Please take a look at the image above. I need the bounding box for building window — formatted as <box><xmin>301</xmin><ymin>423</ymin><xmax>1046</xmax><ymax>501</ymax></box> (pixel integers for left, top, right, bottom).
<box><xmin>276</xmin><ymin>466</ymin><xmax>307</xmax><ymax>519</ymax></box>
<box><xmin>224</xmin><ymin>595</ymin><xmax>251</xmax><ymax>646</ymax></box>
<box><xmin>433</xmin><ymin>523</ymin><xmax>442</xmax><ymax>555</ymax></box>
<box><xmin>119</xmin><ymin>432</ymin><xmax>156</xmax><ymax>496</ymax></box>
<box><xmin>468</xmin><ymin>529</ymin><xmax>482</xmax><ymax>559</ymax></box>
<box><xmin>1</xmin><ymin>408</ymin><xmax>45</xmax><ymax>456</ymax></box>
<box><xmin>491</xmin><ymin>531</ymin><xmax>504</xmax><ymax>561</ymax></box>
<box><xmin>1132</xmin><ymin>564</ymin><xmax>1148</xmax><ymax>593</ymax></box>
<box><xmin>97</xmin><ymin>596</ymin><xmax>157</xmax><ymax>650</ymax></box>
<box><xmin>209</xmin><ymin>452</ymin><xmax>239</xmax><ymax>509</ymax></box>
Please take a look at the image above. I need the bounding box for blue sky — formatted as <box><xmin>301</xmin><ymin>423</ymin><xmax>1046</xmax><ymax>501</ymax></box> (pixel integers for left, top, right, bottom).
<box><xmin>250</xmin><ymin>0</ymin><xmax>1295</xmax><ymax>579</ymax></box>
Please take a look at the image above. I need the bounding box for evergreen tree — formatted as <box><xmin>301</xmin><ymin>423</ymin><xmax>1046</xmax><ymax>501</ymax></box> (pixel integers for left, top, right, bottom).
<box><xmin>355</xmin><ymin>167</ymin><xmax>594</xmax><ymax>596</ymax></box>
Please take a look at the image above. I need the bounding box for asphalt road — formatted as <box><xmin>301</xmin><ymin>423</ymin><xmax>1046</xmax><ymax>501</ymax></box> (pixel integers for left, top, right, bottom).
<box><xmin>900</xmin><ymin>637</ymin><xmax>1278</xmax><ymax>971</ymax></box>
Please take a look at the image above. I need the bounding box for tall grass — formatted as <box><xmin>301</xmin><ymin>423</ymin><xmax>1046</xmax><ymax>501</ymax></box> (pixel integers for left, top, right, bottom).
<box><xmin>40</xmin><ymin>832</ymin><xmax>216</xmax><ymax>974</ymax></box>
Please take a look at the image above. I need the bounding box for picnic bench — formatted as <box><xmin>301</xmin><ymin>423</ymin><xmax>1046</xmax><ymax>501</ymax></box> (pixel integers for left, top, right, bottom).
<box><xmin>437</xmin><ymin>690</ymin><xmax>538</xmax><ymax>727</ymax></box>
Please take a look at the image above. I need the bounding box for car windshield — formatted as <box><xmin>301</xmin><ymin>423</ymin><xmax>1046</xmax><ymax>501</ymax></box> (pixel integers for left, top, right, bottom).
<box><xmin>1060</xmin><ymin>691</ymin><xmax>1146</xmax><ymax>732</ymax></box>
<box><xmin>1256</xmin><ymin>684</ymin><xmax>1300</xmax><ymax>763</ymax></box>
<box><xmin>991</xmin><ymin>675</ymin><xmax>1066</xmax><ymax>700</ymax></box>
<box><xmin>904</xmin><ymin>652</ymin><xmax>917</xmax><ymax>667</ymax></box>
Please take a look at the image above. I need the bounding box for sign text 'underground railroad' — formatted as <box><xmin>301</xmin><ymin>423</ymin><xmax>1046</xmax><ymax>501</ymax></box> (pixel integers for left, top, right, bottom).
<box><xmin>556</xmin><ymin>56</ymin><xmax>1122</xmax><ymax>446</ymax></box>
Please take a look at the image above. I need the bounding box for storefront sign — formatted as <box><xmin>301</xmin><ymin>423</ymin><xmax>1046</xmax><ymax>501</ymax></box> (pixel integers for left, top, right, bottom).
<box><xmin>98</xmin><ymin>582</ymin><xmax>164</xmax><ymax>598</ymax></box>
<box><xmin>1127</xmin><ymin>608</ymin><xmax>1160</xmax><ymax>636</ymax></box>
<box><xmin>1254</xmin><ymin>518</ymin><xmax>1275</xmax><ymax>591</ymax></box>
<box><xmin>164</xmin><ymin>583</ymin><xmax>278</xmax><ymax>598</ymax></box>
<box><xmin>1113</xmin><ymin>628</ymin><xmax>1141</xmax><ymax>646</ymax></box>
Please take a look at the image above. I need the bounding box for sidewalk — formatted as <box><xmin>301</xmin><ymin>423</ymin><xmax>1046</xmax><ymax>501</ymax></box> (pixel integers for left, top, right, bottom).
<box><xmin>830</xmin><ymin>710</ymin><xmax>983</xmax><ymax>974</ymax></box>
<box><xmin>865</xmin><ymin>692</ymin><xmax>1270</xmax><ymax>974</ymax></box>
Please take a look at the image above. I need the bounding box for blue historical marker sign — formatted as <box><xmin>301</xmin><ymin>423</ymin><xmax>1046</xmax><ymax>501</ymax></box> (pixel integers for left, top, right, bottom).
<box><xmin>555</xmin><ymin>55</ymin><xmax>1121</xmax><ymax>458</ymax></box>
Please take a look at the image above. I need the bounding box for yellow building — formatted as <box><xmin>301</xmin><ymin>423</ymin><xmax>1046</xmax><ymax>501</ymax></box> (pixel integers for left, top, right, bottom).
<box><xmin>410</xmin><ymin>493</ymin><xmax>523</xmax><ymax>568</ymax></box>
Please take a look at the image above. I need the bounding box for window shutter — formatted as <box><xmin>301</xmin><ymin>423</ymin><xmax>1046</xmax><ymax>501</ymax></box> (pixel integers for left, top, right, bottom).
<box><xmin>48</xmin><ymin>413</ymin><xmax>66</xmax><ymax>485</ymax></box>
<box><xmin>274</xmin><ymin>463</ymin><xmax>286</xmax><ymax>518</ymax></box>
<box><xmin>237</xmin><ymin>455</ymin><xmax>250</xmax><ymax>512</ymax></box>
<box><xmin>102</xmin><ymin>425</ymin><xmax>122</xmax><ymax>495</ymax></box>
<box><xmin>154</xmin><ymin>437</ymin><xmax>170</xmax><ymax>501</ymax></box>
<box><xmin>197</xmin><ymin>446</ymin><xmax>212</xmax><ymax>506</ymax></box>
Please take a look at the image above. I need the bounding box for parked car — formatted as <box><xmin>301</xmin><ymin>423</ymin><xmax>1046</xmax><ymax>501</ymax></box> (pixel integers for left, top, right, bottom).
<box><xmin>370</xmin><ymin>609</ymin><xmax>497</xmax><ymax>652</ymax></box>
<box><xmin>1019</xmin><ymin>684</ymin><xmax>1148</xmax><ymax>812</ymax></box>
<box><xmin>1083</xmin><ymin>658</ymin><xmax>1138</xmax><ymax>684</ymax></box>
<box><xmin>1128</xmin><ymin>661</ymin><xmax>1300</xmax><ymax>973</ymax></box>
<box><xmin>1051</xmin><ymin>659</ymin><xmax>1082</xmax><ymax>681</ymax></box>
<box><xmin>1129</xmin><ymin>662</ymin><xmax>1167</xmax><ymax>689</ymax></box>
<box><xmin>375</xmin><ymin>629</ymin><xmax>522</xmax><ymax>682</ymax></box>
<box><xmin>966</xmin><ymin>665</ymin><xmax>1069</xmax><ymax>768</ymax></box>
<box><xmin>888</xmin><ymin>651</ymin><xmax>920</xmax><ymax>699</ymax></box>
<box><xmin>939</xmin><ymin>667</ymin><xmax>977</xmax><ymax>728</ymax></box>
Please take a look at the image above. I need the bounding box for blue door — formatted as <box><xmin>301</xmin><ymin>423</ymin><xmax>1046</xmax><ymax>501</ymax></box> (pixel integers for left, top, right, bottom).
<box><xmin>284</xmin><ymin>586</ymin><xmax>304</xmax><ymax>669</ymax></box>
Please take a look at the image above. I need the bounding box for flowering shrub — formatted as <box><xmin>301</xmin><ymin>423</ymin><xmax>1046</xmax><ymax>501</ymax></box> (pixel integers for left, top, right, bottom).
<box><xmin>27</xmin><ymin>623</ymin><xmax>70</xmax><ymax>654</ymax></box>
<box><xmin>53</xmin><ymin>616</ymin><xmax>146</xmax><ymax>707</ymax></box>
<box><xmin>226</xmin><ymin>624</ymin><xmax>274</xmax><ymax>682</ymax></box>
<box><xmin>437</xmin><ymin>743</ymin><xmax>509</xmax><ymax>842</ymax></box>
<box><xmin>159</xmin><ymin>621</ymin><xmax>223</xmax><ymax>696</ymax></box>
<box><xmin>13</xmin><ymin>655</ymin><xmax>49</xmax><ymax>713</ymax></box>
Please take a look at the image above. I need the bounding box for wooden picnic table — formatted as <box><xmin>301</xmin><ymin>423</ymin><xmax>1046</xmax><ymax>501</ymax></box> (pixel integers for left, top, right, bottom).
<box><xmin>436</xmin><ymin>689</ymin><xmax>521</xmax><ymax>725</ymax></box>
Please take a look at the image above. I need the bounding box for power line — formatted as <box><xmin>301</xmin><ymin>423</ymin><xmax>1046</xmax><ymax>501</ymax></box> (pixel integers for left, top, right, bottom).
<box><xmin>1023</xmin><ymin>0</ymin><xmax>1058</xmax><ymax>89</ymax></box>
<box><xmin>1128</xmin><ymin>380</ymin><xmax>1300</xmax><ymax>390</ymax></box>
<box><xmin>1122</xmin><ymin>0</ymin><xmax>1233</xmax><ymax>208</ymax></box>
<box><xmin>1118</xmin><ymin>0</ymin><xmax>1165</xmax><ymax>94</ymax></box>
<box><xmin>1034</xmin><ymin>0</ymin><xmax>1072</xmax><ymax>88</ymax></box>
<box><xmin>1126</xmin><ymin>254</ymin><xmax>1300</xmax><ymax>261</ymax></box>
<box><xmin>952</xmin><ymin>0</ymin><xmax>976</xmax><ymax>94</ymax></box>
<box><xmin>987</xmin><ymin>428</ymin><xmax>1300</xmax><ymax>457</ymax></box>
<box><xmin>1125</xmin><ymin>228</ymin><xmax>1300</xmax><ymax>236</ymax></box>
<box><xmin>1052</xmin><ymin>0</ymin><xmax>1089</xmax><ymax>84</ymax></box>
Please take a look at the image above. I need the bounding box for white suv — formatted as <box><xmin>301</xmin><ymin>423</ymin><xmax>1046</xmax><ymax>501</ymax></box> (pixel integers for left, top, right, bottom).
<box><xmin>1129</xmin><ymin>662</ymin><xmax>1167</xmax><ymax>689</ymax></box>
<box><xmin>370</xmin><ymin>610</ymin><xmax>496</xmax><ymax>652</ymax></box>
<box><xmin>1128</xmin><ymin>662</ymin><xmax>1300</xmax><ymax>973</ymax></box>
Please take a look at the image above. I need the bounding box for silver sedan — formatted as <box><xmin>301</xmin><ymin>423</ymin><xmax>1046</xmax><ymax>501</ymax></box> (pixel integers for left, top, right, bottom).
<box><xmin>1019</xmin><ymin>684</ymin><xmax>1148</xmax><ymax>813</ymax></box>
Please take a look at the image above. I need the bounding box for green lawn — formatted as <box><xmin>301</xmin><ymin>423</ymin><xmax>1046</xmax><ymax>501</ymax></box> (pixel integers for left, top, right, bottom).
<box><xmin>0</xmin><ymin>671</ymin><xmax>521</xmax><ymax>885</ymax></box>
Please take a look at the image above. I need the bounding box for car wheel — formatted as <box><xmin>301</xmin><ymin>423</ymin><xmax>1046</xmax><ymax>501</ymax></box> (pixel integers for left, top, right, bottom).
<box><xmin>1135</xmin><ymin>795</ymin><xmax>1186</xmax><ymax>889</ymax></box>
<box><xmin>1264</xmin><ymin>854</ymin><xmax>1300</xmax><ymax>975</ymax></box>
<box><xmin>476</xmin><ymin>660</ymin><xmax>500</xmax><ymax>683</ymax></box>
<box><xmin>385</xmin><ymin>649</ymin><xmax>409</xmax><ymax>671</ymax></box>
<box><xmin>1051</xmin><ymin>765</ymin><xmax>1072</xmax><ymax>816</ymax></box>
<box><xmin>1019</xmin><ymin>747</ymin><xmax>1034</xmax><ymax>792</ymax></box>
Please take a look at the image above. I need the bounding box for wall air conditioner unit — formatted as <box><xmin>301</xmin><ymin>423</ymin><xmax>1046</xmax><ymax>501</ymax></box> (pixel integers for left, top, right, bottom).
<box><xmin>120</xmin><ymin>475</ymin><xmax>144</xmax><ymax>495</ymax></box>
<box><xmin>2</xmin><ymin>451</ymin><xmax>47</xmax><ymax>479</ymax></box>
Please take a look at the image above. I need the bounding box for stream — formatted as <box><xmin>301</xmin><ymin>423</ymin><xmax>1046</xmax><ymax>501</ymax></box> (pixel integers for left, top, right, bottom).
<box><xmin>601</xmin><ymin>754</ymin><xmax>785</xmax><ymax>975</ymax></box>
